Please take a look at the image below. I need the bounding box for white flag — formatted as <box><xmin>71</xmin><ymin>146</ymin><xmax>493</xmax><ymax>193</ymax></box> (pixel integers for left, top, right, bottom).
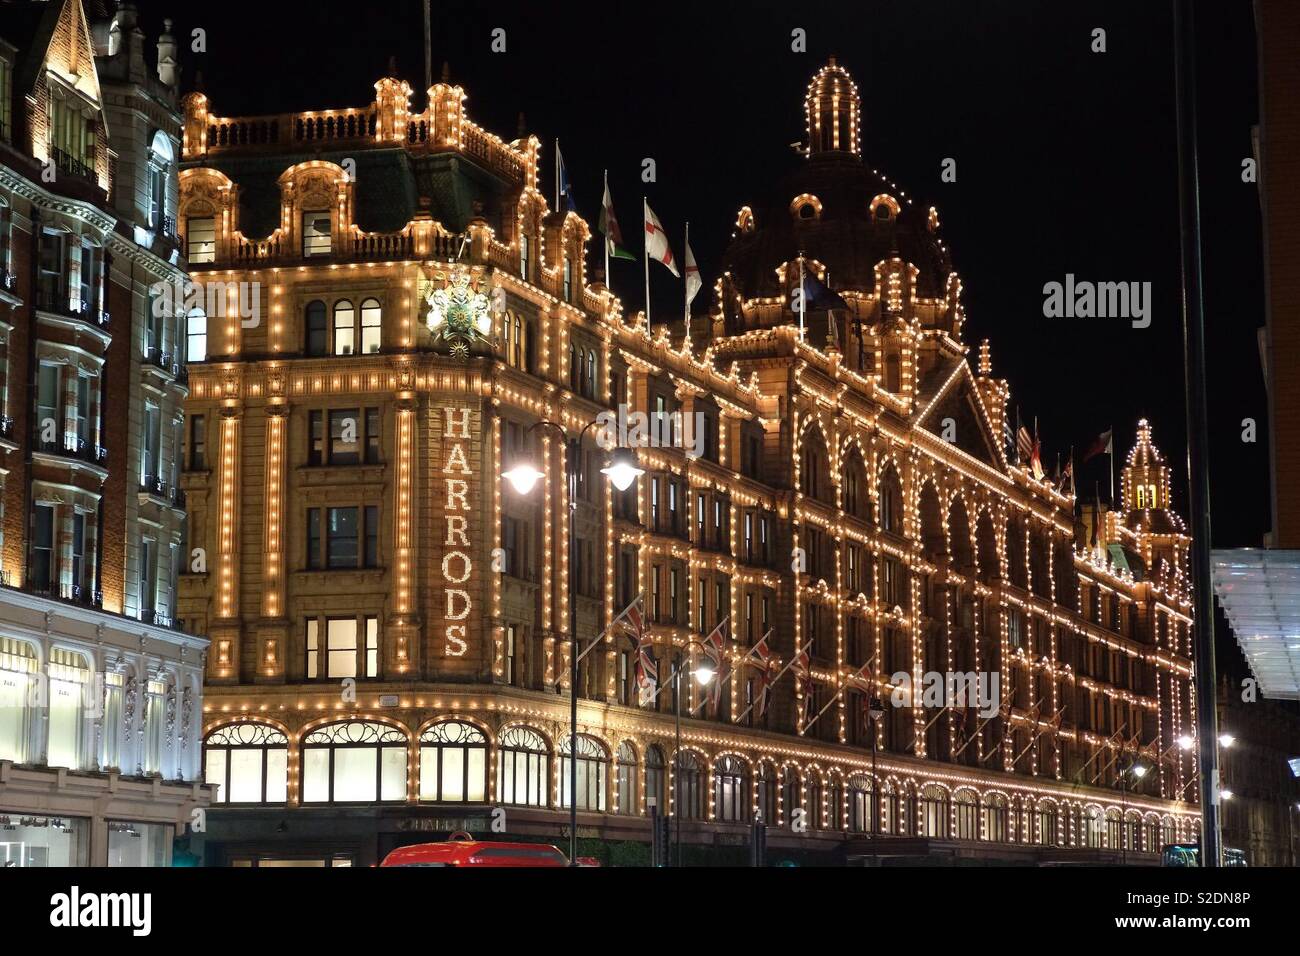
<box><xmin>644</xmin><ymin>201</ymin><xmax>679</xmax><ymax>277</ymax></box>
<box><xmin>684</xmin><ymin>235</ymin><xmax>702</xmax><ymax>305</ymax></box>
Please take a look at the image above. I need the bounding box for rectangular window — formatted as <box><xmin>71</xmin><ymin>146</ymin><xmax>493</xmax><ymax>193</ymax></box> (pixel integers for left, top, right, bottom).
<box><xmin>364</xmin><ymin>505</ymin><xmax>379</xmax><ymax>568</ymax></box>
<box><xmin>365</xmin><ymin>616</ymin><xmax>378</xmax><ymax>678</ymax></box>
<box><xmin>306</xmin><ymin>619</ymin><xmax>319</xmax><ymax>678</ymax></box>
<box><xmin>186</xmin><ymin>309</ymin><xmax>207</xmax><ymax>362</ymax></box>
<box><xmin>37</xmin><ymin>230</ymin><xmax>65</xmax><ymax>308</ymax></box>
<box><xmin>329</xmin><ymin>409</ymin><xmax>361</xmax><ymax>464</ymax></box>
<box><xmin>189</xmin><ymin>414</ymin><xmax>206</xmax><ymax>470</ymax></box>
<box><xmin>326</xmin><ymin>507</ymin><xmax>359</xmax><ymax>568</ymax></box>
<box><xmin>142</xmin><ymin>403</ymin><xmax>161</xmax><ymax>485</ymax></box>
<box><xmin>74</xmin><ymin>374</ymin><xmax>91</xmax><ymax>446</ymax></box>
<box><xmin>360</xmin><ymin>300</ymin><xmax>381</xmax><ymax>354</ymax></box>
<box><xmin>187</xmin><ymin>216</ymin><xmax>215</xmax><ymax>263</ymax></box>
<box><xmin>519</xmin><ymin>234</ymin><xmax>530</xmax><ymax>279</ymax></box>
<box><xmin>71</xmin><ymin>512</ymin><xmax>86</xmax><ymax>595</ymax></box>
<box><xmin>670</xmin><ymin>568</ymin><xmax>680</xmax><ymax>623</ymax></box>
<box><xmin>306</xmin><ymin>509</ymin><xmax>321</xmax><ymax>569</ymax></box>
<box><xmin>302</xmin><ymin>211</ymin><xmax>331</xmax><ymax>256</ymax></box>
<box><xmin>36</xmin><ymin>362</ymin><xmax>60</xmax><ymax>447</ymax></box>
<box><xmin>365</xmin><ymin>408</ymin><xmax>381</xmax><ymax>463</ymax></box>
<box><xmin>32</xmin><ymin>504</ymin><xmax>55</xmax><ymax>591</ymax></box>
<box><xmin>506</xmin><ymin>624</ymin><xmax>518</xmax><ymax>686</ymax></box>
<box><xmin>326</xmin><ymin>618</ymin><xmax>357</xmax><ymax>678</ymax></box>
<box><xmin>139</xmin><ymin>537</ymin><xmax>155</xmax><ymax>616</ymax></box>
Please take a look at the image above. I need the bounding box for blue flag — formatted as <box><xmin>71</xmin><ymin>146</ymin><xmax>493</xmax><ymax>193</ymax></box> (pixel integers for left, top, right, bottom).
<box><xmin>791</xmin><ymin>270</ymin><xmax>850</xmax><ymax>312</ymax></box>
<box><xmin>557</xmin><ymin>143</ymin><xmax>577</xmax><ymax>213</ymax></box>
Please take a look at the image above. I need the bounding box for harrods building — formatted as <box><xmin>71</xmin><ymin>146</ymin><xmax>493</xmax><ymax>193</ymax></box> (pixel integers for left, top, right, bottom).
<box><xmin>177</xmin><ymin>57</ymin><xmax>1202</xmax><ymax>865</ymax></box>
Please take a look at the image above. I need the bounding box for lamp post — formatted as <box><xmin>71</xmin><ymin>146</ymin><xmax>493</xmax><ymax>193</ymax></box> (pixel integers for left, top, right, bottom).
<box><xmin>670</xmin><ymin>639</ymin><xmax>714</xmax><ymax>868</ymax></box>
<box><xmin>503</xmin><ymin>420</ymin><xmax>642</xmax><ymax>865</ymax></box>
<box><xmin>868</xmin><ymin>696</ymin><xmax>884</xmax><ymax>858</ymax></box>
<box><xmin>1118</xmin><ymin>760</ymin><xmax>1148</xmax><ymax>865</ymax></box>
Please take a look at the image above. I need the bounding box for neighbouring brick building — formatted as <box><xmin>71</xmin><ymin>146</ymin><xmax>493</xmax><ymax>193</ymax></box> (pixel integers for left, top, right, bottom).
<box><xmin>179</xmin><ymin>57</ymin><xmax>1202</xmax><ymax>866</ymax></box>
<box><xmin>0</xmin><ymin>0</ymin><xmax>207</xmax><ymax>867</ymax></box>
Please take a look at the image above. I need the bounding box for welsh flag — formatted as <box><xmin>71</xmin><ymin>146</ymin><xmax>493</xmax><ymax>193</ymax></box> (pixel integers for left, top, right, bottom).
<box><xmin>600</xmin><ymin>177</ymin><xmax>635</xmax><ymax>261</ymax></box>
<box><xmin>644</xmin><ymin>200</ymin><xmax>679</xmax><ymax>277</ymax></box>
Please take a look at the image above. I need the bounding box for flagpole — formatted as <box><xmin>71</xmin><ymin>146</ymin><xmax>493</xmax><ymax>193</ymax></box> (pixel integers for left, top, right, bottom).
<box><xmin>554</xmin><ymin>139</ymin><xmax>559</xmax><ymax>211</ymax></box>
<box><xmin>643</xmin><ymin>197</ymin><xmax>651</xmax><ymax>328</ymax></box>
<box><xmin>732</xmin><ymin>638</ymin><xmax>814</xmax><ymax>725</ymax></box>
<box><xmin>602</xmin><ymin>169</ymin><xmax>610</xmax><ymax>289</ymax></box>
<box><xmin>684</xmin><ymin>221</ymin><xmax>691</xmax><ymax>338</ymax></box>
<box><xmin>1110</xmin><ymin>423</ymin><xmax>1115</xmax><ymax>503</ymax></box>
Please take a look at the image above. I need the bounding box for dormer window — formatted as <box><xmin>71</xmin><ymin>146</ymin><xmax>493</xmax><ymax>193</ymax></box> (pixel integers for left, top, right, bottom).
<box><xmin>47</xmin><ymin>83</ymin><xmax>96</xmax><ymax>180</ymax></box>
<box><xmin>302</xmin><ymin>210</ymin><xmax>332</xmax><ymax>257</ymax></box>
<box><xmin>789</xmin><ymin>194</ymin><xmax>822</xmax><ymax>221</ymax></box>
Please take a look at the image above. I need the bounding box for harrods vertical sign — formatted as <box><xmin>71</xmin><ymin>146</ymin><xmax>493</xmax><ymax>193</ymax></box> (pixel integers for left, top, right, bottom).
<box><xmin>432</xmin><ymin>402</ymin><xmax>484</xmax><ymax>673</ymax></box>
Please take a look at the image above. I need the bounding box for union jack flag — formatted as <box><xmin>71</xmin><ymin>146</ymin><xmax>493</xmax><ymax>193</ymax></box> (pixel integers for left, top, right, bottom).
<box><xmin>616</xmin><ymin>594</ymin><xmax>656</xmax><ymax>706</ymax></box>
<box><xmin>794</xmin><ymin>649</ymin><xmax>815</xmax><ymax>726</ymax></box>
<box><xmin>702</xmin><ymin>618</ymin><xmax>730</xmax><ymax>715</ymax></box>
<box><xmin>744</xmin><ymin>632</ymin><xmax>775</xmax><ymax>722</ymax></box>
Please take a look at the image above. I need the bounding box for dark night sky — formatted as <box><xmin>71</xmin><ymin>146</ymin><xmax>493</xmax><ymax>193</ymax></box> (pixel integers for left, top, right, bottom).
<box><xmin>134</xmin><ymin>0</ymin><xmax>1267</xmax><ymax>551</ymax></box>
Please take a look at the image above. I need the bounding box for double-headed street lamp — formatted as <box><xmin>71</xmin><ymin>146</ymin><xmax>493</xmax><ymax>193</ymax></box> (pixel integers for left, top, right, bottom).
<box><xmin>502</xmin><ymin>419</ymin><xmax>643</xmax><ymax>865</ymax></box>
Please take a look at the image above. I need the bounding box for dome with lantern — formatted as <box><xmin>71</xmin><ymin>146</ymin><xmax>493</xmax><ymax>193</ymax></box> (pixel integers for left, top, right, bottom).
<box><xmin>716</xmin><ymin>58</ymin><xmax>955</xmax><ymax>336</ymax></box>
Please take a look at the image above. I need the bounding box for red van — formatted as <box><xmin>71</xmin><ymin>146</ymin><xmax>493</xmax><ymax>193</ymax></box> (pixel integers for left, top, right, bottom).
<box><xmin>379</xmin><ymin>833</ymin><xmax>569</xmax><ymax>868</ymax></box>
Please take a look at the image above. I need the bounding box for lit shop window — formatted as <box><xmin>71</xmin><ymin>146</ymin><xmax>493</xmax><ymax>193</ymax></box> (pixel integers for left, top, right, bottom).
<box><xmin>46</xmin><ymin>649</ymin><xmax>91</xmax><ymax>770</ymax></box>
<box><xmin>559</xmin><ymin>734</ymin><xmax>608</xmax><ymax>812</ymax></box>
<box><xmin>306</xmin><ymin>617</ymin><xmax>379</xmax><ymax>679</ymax></box>
<box><xmin>100</xmin><ymin>671</ymin><xmax>124</xmax><ymax>770</ymax></box>
<box><xmin>0</xmin><ymin>638</ymin><xmax>37</xmax><ymax>763</ymax></box>
<box><xmin>107</xmin><ymin>821</ymin><xmax>170</xmax><ymax>867</ymax></box>
<box><xmin>142</xmin><ymin>679</ymin><xmax>169</xmax><ymax>774</ymax></box>
<box><xmin>204</xmin><ymin>723</ymin><xmax>289</xmax><ymax>804</ymax></box>
<box><xmin>419</xmin><ymin>721</ymin><xmax>488</xmax><ymax>803</ymax></box>
<box><xmin>713</xmin><ymin>755</ymin><xmax>749</xmax><ymax>823</ymax></box>
<box><xmin>496</xmin><ymin>726</ymin><xmax>549</xmax><ymax>807</ymax></box>
<box><xmin>674</xmin><ymin>751</ymin><xmax>705</xmax><ymax>820</ymax></box>
<box><xmin>615</xmin><ymin>742</ymin><xmax>638</xmax><ymax>815</ymax></box>
<box><xmin>301</xmin><ymin>721</ymin><xmax>406</xmax><ymax>803</ymax></box>
<box><xmin>0</xmin><ymin>815</ymin><xmax>89</xmax><ymax>867</ymax></box>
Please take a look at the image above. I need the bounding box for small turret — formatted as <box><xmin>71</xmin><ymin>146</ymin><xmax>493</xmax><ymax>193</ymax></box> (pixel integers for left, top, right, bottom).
<box><xmin>804</xmin><ymin>57</ymin><xmax>861</xmax><ymax>157</ymax></box>
<box><xmin>157</xmin><ymin>18</ymin><xmax>179</xmax><ymax>87</ymax></box>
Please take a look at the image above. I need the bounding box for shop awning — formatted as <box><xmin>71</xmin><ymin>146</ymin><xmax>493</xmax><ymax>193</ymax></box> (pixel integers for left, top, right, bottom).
<box><xmin>1210</xmin><ymin>549</ymin><xmax>1300</xmax><ymax>699</ymax></box>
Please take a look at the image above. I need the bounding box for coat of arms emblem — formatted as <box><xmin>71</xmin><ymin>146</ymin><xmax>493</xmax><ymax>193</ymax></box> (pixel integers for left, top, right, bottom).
<box><xmin>425</xmin><ymin>269</ymin><xmax>491</xmax><ymax>361</ymax></box>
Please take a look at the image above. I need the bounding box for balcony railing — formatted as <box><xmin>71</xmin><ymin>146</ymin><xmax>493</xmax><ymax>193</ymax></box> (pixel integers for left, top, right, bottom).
<box><xmin>0</xmin><ymin>270</ymin><xmax>16</xmax><ymax>293</ymax></box>
<box><xmin>51</xmin><ymin>146</ymin><xmax>94</xmax><ymax>182</ymax></box>
<box><xmin>34</xmin><ymin>434</ymin><xmax>108</xmax><ymax>465</ymax></box>
<box><xmin>144</xmin><ymin>346</ymin><xmax>174</xmax><ymax>374</ymax></box>
<box><xmin>0</xmin><ymin>416</ymin><xmax>12</xmax><ymax>440</ymax></box>
<box><xmin>62</xmin><ymin>584</ymin><xmax>104</xmax><ymax>608</ymax></box>
<box><xmin>140</xmin><ymin>475</ymin><xmax>168</xmax><ymax>498</ymax></box>
<box><xmin>34</xmin><ymin>288</ymin><xmax>110</xmax><ymax>329</ymax></box>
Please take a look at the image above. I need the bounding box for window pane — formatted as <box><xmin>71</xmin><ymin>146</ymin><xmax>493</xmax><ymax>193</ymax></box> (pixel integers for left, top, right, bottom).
<box><xmin>47</xmin><ymin>679</ymin><xmax>83</xmax><ymax>769</ymax></box>
<box><xmin>380</xmin><ymin>747</ymin><xmax>406</xmax><ymax>801</ymax></box>
<box><xmin>327</xmin><ymin>508</ymin><xmax>359</xmax><ymax>568</ymax></box>
<box><xmin>204</xmin><ymin>749</ymin><xmax>227</xmax><ymax>803</ymax></box>
<box><xmin>441</xmin><ymin>748</ymin><xmax>465</xmax><ymax>800</ymax></box>
<box><xmin>333</xmin><ymin>747</ymin><xmax>377</xmax><ymax>802</ymax></box>
<box><xmin>333</xmin><ymin>301</ymin><xmax>354</xmax><ymax>355</ymax></box>
<box><xmin>228</xmin><ymin>748</ymin><xmax>264</xmax><ymax>802</ymax></box>
<box><xmin>265</xmin><ymin>749</ymin><xmax>288</xmax><ymax>802</ymax></box>
<box><xmin>466</xmin><ymin>749</ymin><xmax>486</xmax><ymax>802</ymax></box>
<box><xmin>303</xmin><ymin>749</ymin><xmax>330</xmax><ymax>802</ymax></box>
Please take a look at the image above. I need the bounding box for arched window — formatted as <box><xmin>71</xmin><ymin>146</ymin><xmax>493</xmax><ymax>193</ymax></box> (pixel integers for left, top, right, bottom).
<box><xmin>954</xmin><ymin>790</ymin><xmax>979</xmax><ymax>841</ymax></box>
<box><xmin>1037</xmin><ymin>802</ymin><xmax>1061</xmax><ymax>845</ymax></box>
<box><xmin>645</xmin><ymin>745</ymin><xmax>666</xmax><ymax>814</ymax></box>
<box><xmin>1083</xmin><ymin>807</ymin><xmax>1103</xmax><ymax>847</ymax></box>
<box><xmin>755</xmin><ymin>763</ymin><xmax>777</xmax><ymax>825</ymax></box>
<box><xmin>806</xmin><ymin>774</ymin><xmax>824</xmax><ymax>828</ymax></box>
<box><xmin>333</xmin><ymin>299</ymin><xmax>355</xmax><ymax>355</ymax></box>
<box><xmin>848</xmin><ymin>774</ymin><xmax>873</xmax><ymax>832</ymax></box>
<box><xmin>798</xmin><ymin>202</ymin><xmax>817</xmax><ymax>220</ymax></box>
<box><xmin>880</xmin><ymin>468</ymin><xmax>903</xmax><ymax>534</ymax></box>
<box><xmin>560</xmin><ymin>734</ymin><xmax>608</xmax><ymax>811</ymax></box>
<box><xmin>615</xmin><ymin>741</ymin><xmax>638</xmax><ymax>814</ymax></box>
<box><xmin>1105</xmin><ymin>808</ymin><xmax>1122</xmax><ymax>849</ymax></box>
<box><xmin>0</xmin><ymin>638</ymin><xmax>37</xmax><ymax>763</ymax></box>
<box><xmin>204</xmin><ymin>723</ymin><xmax>288</xmax><ymax>804</ymax></box>
<box><xmin>883</xmin><ymin>785</ymin><xmax>910</xmax><ymax>835</ymax></box>
<box><xmin>586</xmin><ymin>350</ymin><xmax>596</xmax><ymax>398</ymax></box>
<box><xmin>301</xmin><ymin>721</ymin><xmax>407</xmax><ymax>803</ymax></box>
<box><xmin>713</xmin><ymin>755</ymin><xmax>749</xmax><ymax>823</ymax></box>
<box><xmin>674</xmin><ymin>750</ymin><xmax>705</xmax><ymax>820</ymax></box>
<box><xmin>920</xmin><ymin>785</ymin><xmax>948</xmax><ymax>838</ymax></box>
<box><xmin>827</xmin><ymin>775</ymin><xmax>844</xmax><ymax>831</ymax></box>
<box><xmin>186</xmin><ymin>307</ymin><xmax>207</xmax><ymax>362</ymax></box>
<box><xmin>360</xmin><ymin>298</ymin><xmax>381</xmax><ymax>353</ymax></box>
<box><xmin>569</xmin><ymin>343</ymin><xmax>579</xmax><ymax>391</ymax></box>
<box><xmin>983</xmin><ymin>794</ymin><xmax>1009</xmax><ymax>842</ymax></box>
<box><xmin>47</xmin><ymin>649</ymin><xmax>91</xmax><ymax>770</ymax></box>
<box><xmin>419</xmin><ymin>721</ymin><xmax>487</xmax><ymax>803</ymax></box>
<box><xmin>305</xmin><ymin>300</ymin><xmax>327</xmax><ymax>356</ymax></box>
<box><xmin>563</xmin><ymin>257</ymin><xmax>572</xmax><ymax>300</ymax></box>
<box><xmin>497</xmin><ymin>726</ymin><xmax>549</xmax><ymax>807</ymax></box>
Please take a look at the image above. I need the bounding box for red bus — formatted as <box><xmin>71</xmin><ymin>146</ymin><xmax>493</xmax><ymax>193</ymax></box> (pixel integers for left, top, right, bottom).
<box><xmin>379</xmin><ymin>833</ymin><xmax>570</xmax><ymax>868</ymax></box>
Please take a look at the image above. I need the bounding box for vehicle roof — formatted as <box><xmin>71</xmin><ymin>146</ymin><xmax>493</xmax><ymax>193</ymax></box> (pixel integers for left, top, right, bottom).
<box><xmin>382</xmin><ymin>840</ymin><xmax>567</xmax><ymax>862</ymax></box>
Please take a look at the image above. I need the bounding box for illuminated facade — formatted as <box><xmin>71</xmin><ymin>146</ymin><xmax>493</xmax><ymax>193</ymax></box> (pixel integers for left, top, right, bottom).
<box><xmin>0</xmin><ymin>0</ymin><xmax>207</xmax><ymax>867</ymax></box>
<box><xmin>180</xmin><ymin>58</ymin><xmax>1200</xmax><ymax>865</ymax></box>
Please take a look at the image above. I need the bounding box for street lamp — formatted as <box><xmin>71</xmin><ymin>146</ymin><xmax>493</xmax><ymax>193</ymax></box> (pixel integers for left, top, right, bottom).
<box><xmin>1119</xmin><ymin>759</ymin><xmax>1147</xmax><ymax>864</ymax></box>
<box><xmin>1218</xmin><ymin>733</ymin><xmax>1236</xmax><ymax>749</ymax></box>
<box><xmin>867</xmin><ymin>696</ymin><xmax>884</xmax><ymax>862</ymax></box>
<box><xmin>670</xmin><ymin>638</ymin><xmax>714</xmax><ymax>868</ymax></box>
<box><xmin>501</xmin><ymin>418</ymin><xmax>642</xmax><ymax>865</ymax></box>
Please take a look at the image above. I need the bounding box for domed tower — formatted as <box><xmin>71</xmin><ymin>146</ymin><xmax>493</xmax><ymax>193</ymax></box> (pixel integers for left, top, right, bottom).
<box><xmin>714</xmin><ymin>59</ymin><xmax>960</xmax><ymax>408</ymax></box>
<box><xmin>805</xmin><ymin>57</ymin><xmax>861</xmax><ymax>157</ymax></box>
<box><xmin>1120</xmin><ymin>420</ymin><xmax>1190</xmax><ymax>584</ymax></box>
